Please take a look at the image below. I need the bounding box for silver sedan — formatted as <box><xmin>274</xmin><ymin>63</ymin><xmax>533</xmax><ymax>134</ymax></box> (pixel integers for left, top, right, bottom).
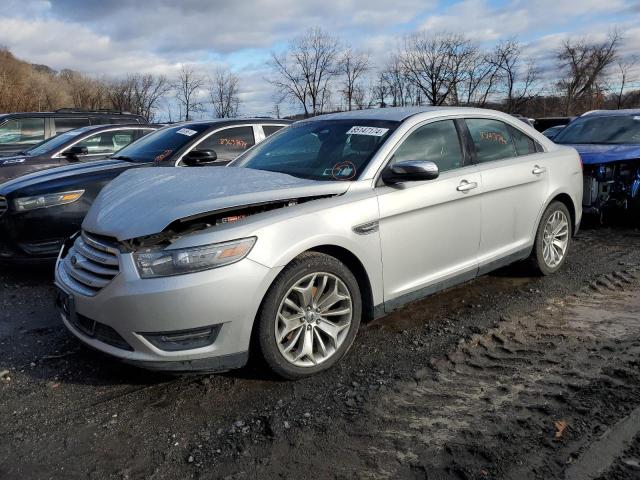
<box><xmin>55</xmin><ymin>107</ymin><xmax>583</xmax><ymax>379</ymax></box>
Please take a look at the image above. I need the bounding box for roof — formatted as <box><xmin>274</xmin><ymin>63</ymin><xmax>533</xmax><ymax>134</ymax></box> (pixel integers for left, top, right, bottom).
<box><xmin>0</xmin><ymin>111</ymin><xmax>146</xmax><ymax>119</ymax></box>
<box><xmin>303</xmin><ymin>106</ymin><xmax>516</xmax><ymax>123</ymax></box>
<box><xmin>66</xmin><ymin>123</ymin><xmax>158</xmax><ymax>134</ymax></box>
<box><xmin>581</xmin><ymin>109</ymin><xmax>640</xmax><ymax>117</ymax></box>
<box><xmin>176</xmin><ymin>118</ymin><xmax>291</xmax><ymax>129</ymax></box>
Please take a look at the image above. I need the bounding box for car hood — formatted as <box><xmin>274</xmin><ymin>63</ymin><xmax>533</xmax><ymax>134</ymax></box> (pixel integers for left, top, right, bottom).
<box><xmin>0</xmin><ymin>159</ymin><xmax>127</xmax><ymax>194</ymax></box>
<box><xmin>566</xmin><ymin>143</ymin><xmax>640</xmax><ymax>165</ymax></box>
<box><xmin>83</xmin><ymin>167</ymin><xmax>352</xmax><ymax>241</ymax></box>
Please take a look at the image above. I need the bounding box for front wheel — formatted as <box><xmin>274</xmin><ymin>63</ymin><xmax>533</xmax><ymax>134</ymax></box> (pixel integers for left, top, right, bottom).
<box><xmin>530</xmin><ymin>201</ymin><xmax>572</xmax><ymax>275</ymax></box>
<box><xmin>256</xmin><ymin>252</ymin><xmax>362</xmax><ymax>380</ymax></box>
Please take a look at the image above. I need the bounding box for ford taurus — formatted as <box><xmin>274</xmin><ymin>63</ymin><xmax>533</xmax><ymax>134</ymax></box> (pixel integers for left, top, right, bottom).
<box><xmin>54</xmin><ymin>107</ymin><xmax>583</xmax><ymax>379</ymax></box>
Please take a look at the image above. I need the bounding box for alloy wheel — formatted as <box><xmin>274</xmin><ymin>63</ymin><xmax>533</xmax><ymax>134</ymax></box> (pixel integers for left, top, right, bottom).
<box><xmin>275</xmin><ymin>272</ymin><xmax>353</xmax><ymax>368</ymax></box>
<box><xmin>542</xmin><ymin>210</ymin><xmax>569</xmax><ymax>268</ymax></box>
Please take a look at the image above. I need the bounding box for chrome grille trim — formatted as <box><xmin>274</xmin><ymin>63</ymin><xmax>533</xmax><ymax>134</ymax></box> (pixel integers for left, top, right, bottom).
<box><xmin>75</xmin><ymin>237</ymin><xmax>119</xmax><ymax>266</ymax></box>
<box><xmin>81</xmin><ymin>231</ymin><xmax>119</xmax><ymax>255</ymax></box>
<box><xmin>59</xmin><ymin>231</ymin><xmax>120</xmax><ymax>296</ymax></box>
<box><xmin>0</xmin><ymin>196</ymin><xmax>7</xmax><ymax>217</ymax></box>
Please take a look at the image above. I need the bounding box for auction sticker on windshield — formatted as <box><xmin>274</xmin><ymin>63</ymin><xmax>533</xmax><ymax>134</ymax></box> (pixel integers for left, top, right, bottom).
<box><xmin>346</xmin><ymin>126</ymin><xmax>389</xmax><ymax>136</ymax></box>
<box><xmin>176</xmin><ymin>128</ymin><xmax>198</xmax><ymax>136</ymax></box>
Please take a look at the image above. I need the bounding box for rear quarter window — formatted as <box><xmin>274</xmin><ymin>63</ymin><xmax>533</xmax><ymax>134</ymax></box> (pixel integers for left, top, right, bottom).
<box><xmin>466</xmin><ymin>118</ymin><xmax>517</xmax><ymax>163</ymax></box>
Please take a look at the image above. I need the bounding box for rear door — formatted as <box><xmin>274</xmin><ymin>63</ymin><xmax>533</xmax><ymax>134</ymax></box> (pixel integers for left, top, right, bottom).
<box><xmin>376</xmin><ymin>119</ymin><xmax>482</xmax><ymax>309</ymax></box>
<box><xmin>463</xmin><ymin>118</ymin><xmax>549</xmax><ymax>273</ymax></box>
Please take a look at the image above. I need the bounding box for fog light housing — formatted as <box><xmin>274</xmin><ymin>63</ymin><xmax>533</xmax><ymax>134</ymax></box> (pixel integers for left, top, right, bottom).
<box><xmin>141</xmin><ymin>325</ymin><xmax>221</xmax><ymax>352</ymax></box>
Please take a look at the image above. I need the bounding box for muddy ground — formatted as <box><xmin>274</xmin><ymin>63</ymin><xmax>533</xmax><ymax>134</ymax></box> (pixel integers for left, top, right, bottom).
<box><xmin>1</xmin><ymin>227</ymin><xmax>640</xmax><ymax>480</ymax></box>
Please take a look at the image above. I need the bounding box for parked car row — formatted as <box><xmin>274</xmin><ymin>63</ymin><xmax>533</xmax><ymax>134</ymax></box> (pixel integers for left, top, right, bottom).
<box><xmin>43</xmin><ymin>106</ymin><xmax>582</xmax><ymax>378</ymax></box>
<box><xmin>0</xmin><ymin>109</ymin><xmax>147</xmax><ymax>156</ymax></box>
<box><xmin>0</xmin><ymin>118</ymin><xmax>290</xmax><ymax>262</ymax></box>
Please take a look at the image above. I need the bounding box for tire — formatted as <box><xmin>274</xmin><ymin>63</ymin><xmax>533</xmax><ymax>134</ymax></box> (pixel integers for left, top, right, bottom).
<box><xmin>256</xmin><ymin>252</ymin><xmax>362</xmax><ymax>380</ymax></box>
<box><xmin>530</xmin><ymin>201</ymin><xmax>572</xmax><ymax>275</ymax></box>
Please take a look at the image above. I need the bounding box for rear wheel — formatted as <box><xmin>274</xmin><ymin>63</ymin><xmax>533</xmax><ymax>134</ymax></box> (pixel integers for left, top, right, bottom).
<box><xmin>256</xmin><ymin>252</ymin><xmax>362</xmax><ymax>380</ymax></box>
<box><xmin>530</xmin><ymin>201</ymin><xmax>572</xmax><ymax>275</ymax></box>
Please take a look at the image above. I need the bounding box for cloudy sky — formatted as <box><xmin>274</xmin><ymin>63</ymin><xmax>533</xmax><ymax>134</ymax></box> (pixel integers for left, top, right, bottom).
<box><xmin>1</xmin><ymin>0</ymin><xmax>638</xmax><ymax>118</ymax></box>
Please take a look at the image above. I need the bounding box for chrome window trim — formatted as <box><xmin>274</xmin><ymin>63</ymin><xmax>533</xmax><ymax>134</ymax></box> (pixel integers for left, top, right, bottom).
<box><xmin>51</xmin><ymin>127</ymin><xmax>155</xmax><ymax>159</ymax></box>
<box><xmin>174</xmin><ymin>124</ymin><xmax>259</xmax><ymax>166</ymax></box>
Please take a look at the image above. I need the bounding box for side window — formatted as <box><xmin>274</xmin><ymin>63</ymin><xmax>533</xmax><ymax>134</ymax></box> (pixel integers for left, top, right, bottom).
<box><xmin>509</xmin><ymin>126</ymin><xmax>537</xmax><ymax>156</ymax></box>
<box><xmin>0</xmin><ymin>118</ymin><xmax>45</xmax><ymax>146</ymax></box>
<box><xmin>391</xmin><ymin>120</ymin><xmax>463</xmax><ymax>172</ymax></box>
<box><xmin>197</xmin><ymin>126</ymin><xmax>256</xmax><ymax>162</ymax></box>
<box><xmin>466</xmin><ymin>119</ymin><xmax>517</xmax><ymax>163</ymax></box>
<box><xmin>263</xmin><ymin>125</ymin><xmax>285</xmax><ymax>137</ymax></box>
<box><xmin>75</xmin><ymin>129</ymin><xmax>137</xmax><ymax>156</ymax></box>
<box><xmin>53</xmin><ymin>117</ymin><xmax>90</xmax><ymax>135</ymax></box>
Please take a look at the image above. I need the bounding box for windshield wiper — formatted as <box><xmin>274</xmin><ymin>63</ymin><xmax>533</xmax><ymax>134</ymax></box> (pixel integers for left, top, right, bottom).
<box><xmin>111</xmin><ymin>155</ymin><xmax>134</xmax><ymax>162</ymax></box>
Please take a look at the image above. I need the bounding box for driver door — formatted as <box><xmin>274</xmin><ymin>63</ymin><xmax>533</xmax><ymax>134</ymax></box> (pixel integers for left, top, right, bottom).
<box><xmin>376</xmin><ymin>119</ymin><xmax>482</xmax><ymax>310</ymax></box>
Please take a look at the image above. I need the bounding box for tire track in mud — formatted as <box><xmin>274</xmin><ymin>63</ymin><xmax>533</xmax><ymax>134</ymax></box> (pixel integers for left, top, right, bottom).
<box><xmin>357</xmin><ymin>268</ymin><xmax>640</xmax><ymax>479</ymax></box>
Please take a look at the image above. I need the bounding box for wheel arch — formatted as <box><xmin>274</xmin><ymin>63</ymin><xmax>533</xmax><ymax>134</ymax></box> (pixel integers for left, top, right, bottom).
<box><xmin>549</xmin><ymin>192</ymin><xmax>577</xmax><ymax>235</ymax></box>
<box><xmin>533</xmin><ymin>190</ymin><xmax>579</xmax><ymax>239</ymax></box>
<box><xmin>306</xmin><ymin>244</ymin><xmax>376</xmax><ymax>322</ymax></box>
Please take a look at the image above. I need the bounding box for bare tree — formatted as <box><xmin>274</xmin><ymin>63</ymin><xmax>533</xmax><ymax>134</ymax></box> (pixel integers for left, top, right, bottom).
<box><xmin>109</xmin><ymin>74</ymin><xmax>170</xmax><ymax>120</ymax></box>
<box><xmin>134</xmin><ymin>74</ymin><xmax>171</xmax><ymax>121</ymax></box>
<box><xmin>557</xmin><ymin>31</ymin><xmax>621</xmax><ymax>115</ymax></box>
<box><xmin>488</xmin><ymin>39</ymin><xmax>540</xmax><ymax>113</ymax></box>
<box><xmin>268</xmin><ymin>28</ymin><xmax>339</xmax><ymax>116</ymax></box>
<box><xmin>369</xmin><ymin>74</ymin><xmax>388</xmax><ymax>108</ymax></box>
<box><xmin>381</xmin><ymin>54</ymin><xmax>412</xmax><ymax>107</ymax></box>
<box><xmin>400</xmin><ymin>32</ymin><xmax>475</xmax><ymax>106</ymax></box>
<box><xmin>108</xmin><ymin>76</ymin><xmax>136</xmax><ymax>113</ymax></box>
<box><xmin>209</xmin><ymin>67</ymin><xmax>240</xmax><ymax>118</ymax></box>
<box><xmin>456</xmin><ymin>49</ymin><xmax>500</xmax><ymax>106</ymax></box>
<box><xmin>174</xmin><ymin>64</ymin><xmax>205</xmax><ymax>121</ymax></box>
<box><xmin>60</xmin><ymin>70</ymin><xmax>109</xmax><ymax>110</ymax></box>
<box><xmin>338</xmin><ymin>47</ymin><xmax>369</xmax><ymax>110</ymax></box>
<box><xmin>610</xmin><ymin>56</ymin><xmax>638</xmax><ymax>109</ymax></box>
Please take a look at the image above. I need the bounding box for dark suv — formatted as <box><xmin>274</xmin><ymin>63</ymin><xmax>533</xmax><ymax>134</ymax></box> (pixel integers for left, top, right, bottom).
<box><xmin>0</xmin><ymin>110</ymin><xmax>147</xmax><ymax>156</ymax></box>
<box><xmin>0</xmin><ymin>118</ymin><xmax>290</xmax><ymax>263</ymax></box>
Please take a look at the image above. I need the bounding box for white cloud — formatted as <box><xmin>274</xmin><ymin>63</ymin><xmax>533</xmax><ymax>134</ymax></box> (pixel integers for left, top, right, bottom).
<box><xmin>0</xmin><ymin>0</ymin><xmax>637</xmax><ymax>117</ymax></box>
<box><xmin>0</xmin><ymin>17</ymin><xmax>176</xmax><ymax>75</ymax></box>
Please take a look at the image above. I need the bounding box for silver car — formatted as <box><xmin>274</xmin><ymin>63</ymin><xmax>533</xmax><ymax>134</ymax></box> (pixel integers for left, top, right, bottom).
<box><xmin>54</xmin><ymin>107</ymin><xmax>583</xmax><ymax>379</ymax></box>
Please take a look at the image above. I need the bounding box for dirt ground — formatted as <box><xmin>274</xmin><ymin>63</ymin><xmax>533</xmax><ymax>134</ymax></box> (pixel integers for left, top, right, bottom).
<box><xmin>1</xmin><ymin>227</ymin><xmax>640</xmax><ymax>480</ymax></box>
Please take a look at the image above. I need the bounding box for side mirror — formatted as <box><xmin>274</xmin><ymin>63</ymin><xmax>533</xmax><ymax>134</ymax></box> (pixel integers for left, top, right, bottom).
<box><xmin>381</xmin><ymin>160</ymin><xmax>439</xmax><ymax>184</ymax></box>
<box><xmin>62</xmin><ymin>145</ymin><xmax>89</xmax><ymax>160</ymax></box>
<box><xmin>182</xmin><ymin>149</ymin><xmax>218</xmax><ymax>166</ymax></box>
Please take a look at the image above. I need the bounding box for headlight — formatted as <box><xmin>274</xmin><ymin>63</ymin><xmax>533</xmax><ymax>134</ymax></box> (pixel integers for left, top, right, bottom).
<box><xmin>133</xmin><ymin>237</ymin><xmax>256</xmax><ymax>278</ymax></box>
<box><xmin>14</xmin><ymin>190</ymin><xmax>85</xmax><ymax>212</ymax></box>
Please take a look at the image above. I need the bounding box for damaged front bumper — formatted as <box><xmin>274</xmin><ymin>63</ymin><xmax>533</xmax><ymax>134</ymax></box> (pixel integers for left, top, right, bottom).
<box><xmin>54</xmin><ymin>243</ymin><xmax>282</xmax><ymax>373</ymax></box>
<box><xmin>582</xmin><ymin>161</ymin><xmax>640</xmax><ymax>216</ymax></box>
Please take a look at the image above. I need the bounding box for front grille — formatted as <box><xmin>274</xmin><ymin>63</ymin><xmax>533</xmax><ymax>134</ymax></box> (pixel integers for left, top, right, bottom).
<box><xmin>0</xmin><ymin>196</ymin><xmax>7</xmax><ymax>217</ymax></box>
<box><xmin>60</xmin><ymin>231</ymin><xmax>120</xmax><ymax>296</ymax></box>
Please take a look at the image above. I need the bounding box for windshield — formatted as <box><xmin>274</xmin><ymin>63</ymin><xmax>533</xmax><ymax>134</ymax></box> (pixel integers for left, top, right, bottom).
<box><xmin>233</xmin><ymin>119</ymin><xmax>398</xmax><ymax>181</ymax></box>
<box><xmin>554</xmin><ymin>115</ymin><xmax>640</xmax><ymax>145</ymax></box>
<box><xmin>112</xmin><ymin>124</ymin><xmax>210</xmax><ymax>163</ymax></box>
<box><xmin>26</xmin><ymin>130</ymin><xmax>80</xmax><ymax>156</ymax></box>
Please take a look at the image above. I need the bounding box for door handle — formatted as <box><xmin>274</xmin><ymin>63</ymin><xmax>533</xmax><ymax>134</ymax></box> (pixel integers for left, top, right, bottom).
<box><xmin>532</xmin><ymin>165</ymin><xmax>547</xmax><ymax>175</ymax></box>
<box><xmin>456</xmin><ymin>180</ymin><xmax>478</xmax><ymax>192</ymax></box>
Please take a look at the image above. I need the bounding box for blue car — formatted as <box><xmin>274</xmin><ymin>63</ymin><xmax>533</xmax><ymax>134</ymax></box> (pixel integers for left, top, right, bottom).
<box><xmin>553</xmin><ymin>109</ymin><xmax>640</xmax><ymax>218</ymax></box>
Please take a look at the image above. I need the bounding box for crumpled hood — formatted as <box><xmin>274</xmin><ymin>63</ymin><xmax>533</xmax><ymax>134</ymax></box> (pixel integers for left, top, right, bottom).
<box><xmin>568</xmin><ymin>144</ymin><xmax>640</xmax><ymax>165</ymax></box>
<box><xmin>83</xmin><ymin>167</ymin><xmax>351</xmax><ymax>240</ymax></box>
